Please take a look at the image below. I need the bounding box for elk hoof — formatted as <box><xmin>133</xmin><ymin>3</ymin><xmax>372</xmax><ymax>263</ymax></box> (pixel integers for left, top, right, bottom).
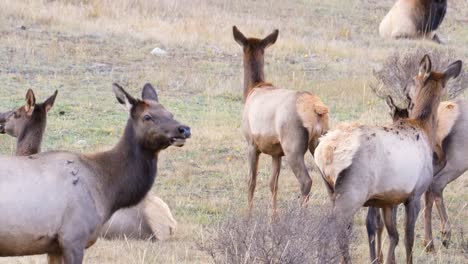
<box><xmin>442</xmin><ymin>239</ymin><xmax>450</xmax><ymax>248</ymax></box>
<box><xmin>424</xmin><ymin>241</ymin><xmax>435</xmax><ymax>253</ymax></box>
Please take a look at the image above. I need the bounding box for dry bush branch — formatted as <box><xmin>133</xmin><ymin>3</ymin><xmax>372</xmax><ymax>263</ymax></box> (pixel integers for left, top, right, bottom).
<box><xmin>198</xmin><ymin>203</ymin><xmax>353</xmax><ymax>264</ymax></box>
<box><xmin>370</xmin><ymin>48</ymin><xmax>467</xmax><ymax>108</ymax></box>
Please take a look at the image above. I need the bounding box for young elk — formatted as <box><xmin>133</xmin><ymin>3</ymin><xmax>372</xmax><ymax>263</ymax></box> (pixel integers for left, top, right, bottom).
<box><xmin>0</xmin><ymin>89</ymin><xmax>177</xmax><ymax>242</ymax></box>
<box><xmin>233</xmin><ymin>26</ymin><xmax>329</xmax><ymax>214</ymax></box>
<box><xmin>0</xmin><ymin>83</ymin><xmax>190</xmax><ymax>264</ymax></box>
<box><xmin>314</xmin><ymin>55</ymin><xmax>462</xmax><ymax>264</ymax></box>
<box><xmin>0</xmin><ymin>89</ymin><xmax>57</xmax><ymax>156</ymax></box>
<box><xmin>367</xmin><ymin>97</ymin><xmax>468</xmax><ymax>262</ymax></box>
<box><xmin>379</xmin><ymin>0</ymin><xmax>447</xmax><ymax>43</ymax></box>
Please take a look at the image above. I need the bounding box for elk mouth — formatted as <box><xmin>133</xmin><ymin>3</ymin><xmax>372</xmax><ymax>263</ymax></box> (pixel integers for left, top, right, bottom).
<box><xmin>170</xmin><ymin>137</ymin><xmax>186</xmax><ymax>147</ymax></box>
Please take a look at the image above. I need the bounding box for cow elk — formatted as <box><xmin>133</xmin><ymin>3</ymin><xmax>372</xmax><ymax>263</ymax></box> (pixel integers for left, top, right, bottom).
<box><xmin>0</xmin><ymin>89</ymin><xmax>177</xmax><ymax>242</ymax></box>
<box><xmin>314</xmin><ymin>55</ymin><xmax>462</xmax><ymax>263</ymax></box>
<box><xmin>0</xmin><ymin>83</ymin><xmax>190</xmax><ymax>264</ymax></box>
<box><xmin>379</xmin><ymin>0</ymin><xmax>447</xmax><ymax>43</ymax></box>
<box><xmin>0</xmin><ymin>89</ymin><xmax>57</xmax><ymax>156</ymax></box>
<box><xmin>233</xmin><ymin>26</ymin><xmax>329</xmax><ymax>214</ymax></box>
<box><xmin>367</xmin><ymin>97</ymin><xmax>468</xmax><ymax>262</ymax></box>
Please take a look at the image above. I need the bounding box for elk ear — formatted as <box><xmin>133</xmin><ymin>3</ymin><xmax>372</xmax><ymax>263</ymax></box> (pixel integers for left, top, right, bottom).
<box><xmin>113</xmin><ymin>83</ymin><xmax>137</xmax><ymax>110</ymax></box>
<box><xmin>24</xmin><ymin>89</ymin><xmax>36</xmax><ymax>115</ymax></box>
<box><xmin>233</xmin><ymin>26</ymin><xmax>248</xmax><ymax>47</ymax></box>
<box><xmin>43</xmin><ymin>90</ymin><xmax>58</xmax><ymax>112</ymax></box>
<box><xmin>260</xmin><ymin>29</ymin><xmax>279</xmax><ymax>49</ymax></box>
<box><xmin>418</xmin><ymin>54</ymin><xmax>432</xmax><ymax>82</ymax></box>
<box><xmin>142</xmin><ymin>83</ymin><xmax>159</xmax><ymax>102</ymax></box>
<box><xmin>386</xmin><ymin>96</ymin><xmax>396</xmax><ymax>113</ymax></box>
<box><xmin>442</xmin><ymin>60</ymin><xmax>462</xmax><ymax>85</ymax></box>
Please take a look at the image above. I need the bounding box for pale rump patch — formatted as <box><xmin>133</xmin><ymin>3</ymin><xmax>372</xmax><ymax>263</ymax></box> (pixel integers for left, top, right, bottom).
<box><xmin>314</xmin><ymin>123</ymin><xmax>363</xmax><ymax>189</ymax></box>
<box><xmin>144</xmin><ymin>195</ymin><xmax>177</xmax><ymax>240</ymax></box>
<box><xmin>296</xmin><ymin>92</ymin><xmax>329</xmax><ymax>143</ymax></box>
<box><xmin>436</xmin><ymin>101</ymin><xmax>460</xmax><ymax>149</ymax></box>
<box><xmin>433</xmin><ymin>101</ymin><xmax>459</xmax><ymax>161</ymax></box>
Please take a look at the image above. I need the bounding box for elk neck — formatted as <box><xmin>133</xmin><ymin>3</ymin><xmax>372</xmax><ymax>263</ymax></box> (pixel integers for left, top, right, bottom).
<box><xmin>83</xmin><ymin>120</ymin><xmax>158</xmax><ymax>217</ymax></box>
<box><xmin>407</xmin><ymin>83</ymin><xmax>442</xmax><ymax>152</ymax></box>
<box><xmin>243</xmin><ymin>51</ymin><xmax>265</xmax><ymax>102</ymax></box>
<box><xmin>16</xmin><ymin>118</ymin><xmax>46</xmax><ymax>156</ymax></box>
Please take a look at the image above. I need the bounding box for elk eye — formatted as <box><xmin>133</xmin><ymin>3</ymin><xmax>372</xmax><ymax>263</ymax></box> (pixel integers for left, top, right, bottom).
<box><xmin>143</xmin><ymin>114</ymin><xmax>152</xmax><ymax>121</ymax></box>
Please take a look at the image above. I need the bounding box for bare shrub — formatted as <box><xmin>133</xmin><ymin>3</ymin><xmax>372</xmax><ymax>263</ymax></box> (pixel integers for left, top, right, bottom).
<box><xmin>370</xmin><ymin>48</ymin><xmax>467</xmax><ymax>107</ymax></box>
<box><xmin>198</xmin><ymin>203</ymin><xmax>353</xmax><ymax>264</ymax></box>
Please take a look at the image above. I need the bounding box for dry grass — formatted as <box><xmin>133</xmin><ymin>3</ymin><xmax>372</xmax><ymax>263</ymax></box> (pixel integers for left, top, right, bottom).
<box><xmin>0</xmin><ymin>0</ymin><xmax>467</xmax><ymax>263</ymax></box>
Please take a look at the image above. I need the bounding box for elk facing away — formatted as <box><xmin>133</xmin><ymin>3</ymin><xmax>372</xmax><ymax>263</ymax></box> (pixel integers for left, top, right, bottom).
<box><xmin>233</xmin><ymin>26</ymin><xmax>329</xmax><ymax>214</ymax></box>
<box><xmin>367</xmin><ymin>96</ymin><xmax>468</xmax><ymax>262</ymax></box>
<box><xmin>0</xmin><ymin>89</ymin><xmax>177</xmax><ymax>242</ymax></box>
<box><xmin>379</xmin><ymin>0</ymin><xmax>447</xmax><ymax>43</ymax></box>
<box><xmin>0</xmin><ymin>83</ymin><xmax>190</xmax><ymax>264</ymax></box>
<box><xmin>314</xmin><ymin>55</ymin><xmax>462</xmax><ymax>263</ymax></box>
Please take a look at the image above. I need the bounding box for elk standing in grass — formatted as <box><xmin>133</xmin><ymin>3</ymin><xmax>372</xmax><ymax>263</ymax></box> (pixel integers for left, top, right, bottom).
<box><xmin>367</xmin><ymin>97</ymin><xmax>468</xmax><ymax>262</ymax></box>
<box><xmin>379</xmin><ymin>0</ymin><xmax>447</xmax><ymax>43</ymax></box>
<box><xmin>314</xmin><ymin>55</ymin><xmax>462</xmax><ymax>263</ymax></box>
<box><xmin>0</xmin><ymin>83</ymin><xmax>190</xmax><ymax>264</ymax></box>
<box><xmin>233</xmin><ymin>26</ymin><xmax>329</xmax><ymax>214</ymax></box>
<box><xmin>0</xmin><ymin>89</ymin><xmax>177</xmax><ymax>242</ymax></box>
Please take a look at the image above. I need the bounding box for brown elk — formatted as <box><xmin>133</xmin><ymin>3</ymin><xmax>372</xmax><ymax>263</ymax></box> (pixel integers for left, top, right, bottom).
<box><xmin>0</xmin><ymin>89</ymin><xmax>177</xmax><ymax>242</ymax></box>
<box><xmin>314</xmin><ymin>55</ymin><xmax>462</xmax><ymax>263</ymax></box>
<box><xmin>367</xmin><ymin>97</ymin><xmax>468</xmax><ymax>262</ymax></box>
<box><xmin>232</xmin><ymin>26</ymin><xmax>329</xmax><ymax>214</ymax></box>
<box><xmin>0</xmin><ymin>83</ymin><xmax>190</xmax><ymax>264</ymax></box>
<box><xmin>379</xmin><ymin>0</ymin><xmax>447</xmax><ymax>43</ymax></box>
<box><xmin>0</xmin><ymin>89</ymin><xmax>57</xmax><ymax>156</ymax></box>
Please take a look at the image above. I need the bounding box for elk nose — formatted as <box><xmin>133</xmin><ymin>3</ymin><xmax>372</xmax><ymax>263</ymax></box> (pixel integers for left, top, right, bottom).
<box><xmin>178</xmin><ymin>125</ymin><xmax>191</xmax><ymax>138</ymax></box>
<box><xmin>0</xmin><ymin>124</ymin><xmax>4</xmax><ymax>134</ymax></box>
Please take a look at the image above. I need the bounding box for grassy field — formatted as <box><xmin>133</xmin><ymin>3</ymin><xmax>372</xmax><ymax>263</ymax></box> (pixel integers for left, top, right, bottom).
<box><xmin>0</xmin><ymin>0</ymin><xmax>467</xmax><ymax>263</ymax></box>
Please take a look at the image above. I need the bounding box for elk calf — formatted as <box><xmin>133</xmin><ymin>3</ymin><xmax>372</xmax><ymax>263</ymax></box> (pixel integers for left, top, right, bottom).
<box><xmin>233</xmin><ymin>26</ymin><xmax>329</xmax><ymax>214</ymax></box>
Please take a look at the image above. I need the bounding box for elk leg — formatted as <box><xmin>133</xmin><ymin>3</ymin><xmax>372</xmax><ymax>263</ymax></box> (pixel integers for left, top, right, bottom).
<box><xmin>333</xmin><ymin>189</ymin><xmax>367</xmax><ymax>264</ymax></box>
<box><xmin>285</xmin><ymin>153</ymin><xmax>311</xmax><ymax>207</ymax></box>
<box><xmin>48</xmin><ymin>253</ymin><xmax>64</xmax><ymax>264</ymax></box>
<box><xmin>269</xmin><ymin>156</ymin><xmax>281</xmax><ymax>217</ymax></box>
<box><xmin>366</xmin><ymin>207</ymin><xmax>384</xmax><ymax>263</ymax></box>
<box><xmin>433</xmin><ymin>189</ymin><xmax>451</xmax><ymax>248</ymax></box>
<box><xmin>62</xmin><ymin>246</ymin><xmax>84</xmax><ymax>264</ymax></box>
<box><xmin>404</xmin><ymin>199</ymin><xmax>421</xmax><ymax>264</ymax></box>
<box><xmin>423</xmin><ymin>190</ymin><xmax>435</xmax><ymax>252</ymax></box>
<box><xmin>247</xmin><ymin>144</ymin><xmax>260</xmax><ymax>214</ymax></box>
<box><xmin>383</xmin><ymin>206</ymin><xmax>399</xmax><ymax>264</ymax></box>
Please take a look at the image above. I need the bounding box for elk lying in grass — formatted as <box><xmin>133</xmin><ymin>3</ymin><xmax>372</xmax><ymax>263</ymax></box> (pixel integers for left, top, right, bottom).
<box><xmin>232</xmin><ymin>26</ymin><xmax>329</xmax><ymax>214</ymax></box>
<box><xmin>101</xmin><ymin>195</ymin><xmax>177</xmax><ymax>241</ymax></box>
<box><xmin>314</xmin><ymin>55</ymin><xmax>462</xmax><ymax>263</ymax></box>
<box><xmin>379</xmin><ymin>0</ymin><xmax>447</xmax><ymax>43</ymax></box>
<box><xmin>0</xmin><ymin>89</ymin><xmax>177</xmax><ymax>242</ymax></box>
<box><xmin>0</xmin><ymin>89</ymin><xmax>57</xmax><ymax>155</ymax></box>
<box><xmin>367</xmin><ymin>97</ymin><xmax>468</xmax><ymax>262</ymax></box>
<box><xmin>0</xmin><ymin>83</ymin><xmax>190</xmax><ymax>263</ymax></box>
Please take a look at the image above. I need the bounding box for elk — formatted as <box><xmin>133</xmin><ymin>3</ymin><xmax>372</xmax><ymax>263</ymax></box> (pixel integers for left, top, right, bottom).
<box><xmin>232</xmin><ymin>26</ymin><xmax>329</xmax><ymax>214</ymax></box>
<box><xmin>0</xmin><ymin>83</ymin><xmax>190</xmax><ymax>264</ymax></box>
<box><xmin>0</xmin><ymin>89</ymin><xmax>177</xmax><ymax>242</ymax></box>
<box><xmin>314</xmin><ymin>55</ymin><xmax>462</xmax><ymax>263</ymax></box>
<box><xmin>379</xmin><ymin>0</ymin><xmax>447</xmax><ymax>43</ymax></box>
<box><xmin>0</xmin><ymin>89</ymin><xmax>57</xmax><ymax>156</ymax></box>
<box><xmin>367</xmin><ymin>97</ymin><xmax>468</xmax><ymax>262</ymax></box>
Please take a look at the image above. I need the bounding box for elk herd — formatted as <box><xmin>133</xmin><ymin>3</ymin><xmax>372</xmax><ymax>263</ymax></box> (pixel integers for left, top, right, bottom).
<box><xmin>0</xmin><ymin>1</ymin><xmax>465</xmax><ymax>264</ymax></box>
